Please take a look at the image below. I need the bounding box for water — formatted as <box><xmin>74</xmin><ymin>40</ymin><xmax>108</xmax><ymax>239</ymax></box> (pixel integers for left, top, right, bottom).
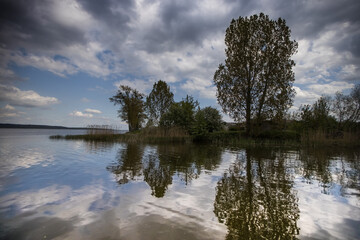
<box><xmin>0</xmin><ymin>129</ymin><xmax>359</xmax><ymax>239</ymax></box>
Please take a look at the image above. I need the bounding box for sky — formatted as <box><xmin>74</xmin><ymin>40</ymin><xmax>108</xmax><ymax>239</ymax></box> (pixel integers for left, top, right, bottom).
<box><xmin>0</xmin><ymin>0</ymin><xmax>359</xmax><ymax>129</ymax></box>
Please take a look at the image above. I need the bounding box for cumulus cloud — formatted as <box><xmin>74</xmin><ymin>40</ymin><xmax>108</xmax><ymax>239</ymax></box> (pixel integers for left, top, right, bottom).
<box><xmin>0</xmin><ymin>84</ymin><xmax>60</xmax><ymax>108</ymax></box>
<box><xmin>0</xmin><ymin>0</ymin><xmax>359</xmax><ymax>111</ymax></box>
<box><xmin>69</xmin><ymin>111</ymin><xmax>93</xmax><ymax>118</ymax></box>
<box><xmin>10</xmin><ymin>52</ymin><xmax>78</xmax><ymax>77</ymax></box>
<box><xmin>69</xmin><ymin>108</ymin><xmax>102</xmax><ymax>118</ymax></box>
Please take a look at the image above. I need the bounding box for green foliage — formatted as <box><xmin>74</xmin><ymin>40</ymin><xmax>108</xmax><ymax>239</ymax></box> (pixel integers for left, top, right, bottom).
<box><xmin>146</xmin><ymin>80</ymin><xmax>174</xmax><ymax>125</ymax></box>
<box><xmin>160</xmin><ymin>95</ymin><xmax>199</xmax><ymax>133</ymax></box>
<box><xmin>193</xmin><ymin>107</ymin><xmax>223</xmax><ymax>136</ymax></box>
<box><xmin>109</xmin><ymin>85</ymin><xmax>146</xmax><ymax>132</ymax></box>
<box><xmin>214</xmin><ymin>12</ymin><xmax>297</xmax><ymax>135</ymax></box>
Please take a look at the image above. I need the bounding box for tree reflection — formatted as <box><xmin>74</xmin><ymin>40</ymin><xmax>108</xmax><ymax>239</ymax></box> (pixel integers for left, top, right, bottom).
<box><xmin>106</xmin><ymin>144</ymin><xmax>144</xmax><ymax>184</ymax></box>
<box><xmin>106</xmin><ymin>143</ymin><xmax>223</xmax><ymax>198</ymax></box>
<box><xmin>143</xmin><ymin>144</ymin><xmax>223</xmax><ymax>196</ymax></box>
<box><xmin>156</xmin><ymin>144</ymin><xmax>223</xmax><ymax>185</ymax></box>
<box><xmin>214</xmin><ymin>148</ymin><xmax>300</xmax><ymax>239</ymax></box>
<box><xmin>143</xmin><ymin>153</ymin><xmax>173</xmax><ymax>198</ymax></box>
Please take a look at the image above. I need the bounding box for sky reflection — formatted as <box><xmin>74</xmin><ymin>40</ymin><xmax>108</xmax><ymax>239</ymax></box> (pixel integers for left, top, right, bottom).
<box><xmin>0</xmin><ymin>130</ymin><xmax>359</xmax><ymax>239</ymax></box>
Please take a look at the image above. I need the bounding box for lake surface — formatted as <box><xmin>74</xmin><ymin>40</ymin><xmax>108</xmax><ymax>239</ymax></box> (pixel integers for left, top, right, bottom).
<box><xmin>0</xmin><ymin>129</ymin><xmax>359</xmax><ymax>239</ymax></box>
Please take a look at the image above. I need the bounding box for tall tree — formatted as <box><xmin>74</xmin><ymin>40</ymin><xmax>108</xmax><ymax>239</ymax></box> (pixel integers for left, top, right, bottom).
<box><xmin>214</xmin><ymin>13</ymin><xmax>297</xmax><ymax>135</ymax></box>
<box><xmin>146</xmin><ymin>80</ymin><xmax>174</xmax><ymax>125</ymax></box>
<box><xmin>109</xmin><ymin>85</ymin><xmax>146</xmax><ymax>132</ymax></box>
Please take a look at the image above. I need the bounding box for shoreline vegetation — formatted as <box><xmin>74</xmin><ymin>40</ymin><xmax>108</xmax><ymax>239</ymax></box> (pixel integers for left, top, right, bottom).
<box><xmin>49</xmin><ymin>125</ymin><xmax>360</xmax><ymax>148</ymax></box>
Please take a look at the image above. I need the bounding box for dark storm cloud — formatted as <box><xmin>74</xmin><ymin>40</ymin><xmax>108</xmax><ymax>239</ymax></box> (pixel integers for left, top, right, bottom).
<box><xmin>138</xmin><ymin>0</ymin><xmax>227</xmax><ymax>53</ymax></box>
<box><xmin>76</xmin><ymin>0</ymin><xmax>137</xmax><ymax>53</ymax></box>
<box><xmin>0</xmin><ymin>0</ymin><xmax>359</xmax><ymax>82</ymax></box>
<box><xmin>276</xmin><ymin>0</ymin><xmax>360</xmax><ymax>38</ymax></box>
<box><xmin>77</xmin><ymin>0</ymin><xmax>136</xmax><ymax>29</ymax></box>
<box><xmin>0</xmin><ymin>0</ymin><xmax>86</xmax><ymax>51</ymax></box>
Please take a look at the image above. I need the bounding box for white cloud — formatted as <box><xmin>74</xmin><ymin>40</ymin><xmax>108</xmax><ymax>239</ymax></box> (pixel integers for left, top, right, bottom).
<box><xmin>60</xmin><ymin>42</ymin><xmax>115</xmax><ymax>78</ymax></box>
<box><xmin>293</xmin><ymin>86</ymin><xmax>321</xmax><ymax>106</ymax></box>
<box><xmin>69</xmin><ymin>111</ymin><xmax>93</xmax><ymax>118</ymax></box>
<box><xmin>0</xmin><ymin>84</ymin><xmax>60</xmax><ymax>108</ymax></box>
<box><xmin>85</xmin><ymin>108</ymin><xmax>102</xmax><ymax>114</ymax></box>
<box><xmin>10</xmin><ymin>52</ymin><xmax>78</xmax><ymax>77</ymax></box>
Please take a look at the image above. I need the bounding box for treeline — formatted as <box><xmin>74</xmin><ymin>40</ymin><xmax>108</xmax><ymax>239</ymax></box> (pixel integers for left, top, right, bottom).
<box><xmin>109</xmin><ymin>80</ymin><xmax>360</xmax><ymax>145</ymax></box>
<box><xmin>109</xmin><ymin>80</ymin><xmax>223</xmax><ymax>137</ymax></box>
<box><xmin>286</xmin><ymin>85</ymin><xmax>360</xmax><ymax>143</ymax></box>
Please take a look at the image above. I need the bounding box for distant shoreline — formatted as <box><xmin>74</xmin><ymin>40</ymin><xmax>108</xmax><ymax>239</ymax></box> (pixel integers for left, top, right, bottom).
<box><xmin>0</xmin><ymin>123</ymin><xmax>87</xmax><ymax>130</ymax></box>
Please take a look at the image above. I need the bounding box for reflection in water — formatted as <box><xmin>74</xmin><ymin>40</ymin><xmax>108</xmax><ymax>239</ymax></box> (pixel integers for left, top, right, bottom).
<box><xmin>106</xmin><ymin>144</ymin><xmax>144</xmax><ymax>184</ymax></box>
<box><xmin>298</xmin><ymin>148</ymin><xmax>360</xmax><ymax>196</ymax></box>
<box><xmin>214</xmin><ymin>148</ymin><xmax>300</xmax><ymax>240</ymax></box>
<box><xmin>143</xmin><ymin>153</ymin><xmax>173</xmax><ymax>198</ymax></box>
<box><xmin>106</xmin><ymin>143</ymin><xmax>223</xmax><ymax>197</ymax></box>
<box><xmin>1</xmin><ymin>129</ymin><xmax>359</xmax><ymax>240</ymax></box>
<box><xmin>157</xmin><ymin>144</ymin><xmax>223</xmax><ymax>185</ymax></box>
<box><xmin>84</xmin><ymin>140</ymin><xmax>115</xmax><ymax>153</ymax></box>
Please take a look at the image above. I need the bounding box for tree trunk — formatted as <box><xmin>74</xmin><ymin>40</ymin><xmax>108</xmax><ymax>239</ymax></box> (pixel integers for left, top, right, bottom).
<box><xmin>246</xmin><ymin>97</ymin><xmax>251</xmax><ymax>136</ymax></box>
<box><xmin>245</xmin><ymin>80</ymin><xmax>252</xmax><ymax>136</ymax></box>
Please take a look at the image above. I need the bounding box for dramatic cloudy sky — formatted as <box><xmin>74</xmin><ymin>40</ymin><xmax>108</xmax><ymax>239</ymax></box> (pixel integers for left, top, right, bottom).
<box><xmin>0</xmin><ymin>0</ymin><xmax>359</xmax><ymax>128</ymax></box>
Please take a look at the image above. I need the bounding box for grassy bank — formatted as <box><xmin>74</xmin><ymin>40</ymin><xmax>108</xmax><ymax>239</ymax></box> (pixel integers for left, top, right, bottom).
<box><xmin>50</xmin><ymin>126</ymin><xmax>192</xmax><ymax>143</ymax></box>
<box><xmin>50</xmin><ymin>127</ymin><xmax>360</xmax><ymax>147</ymax></box>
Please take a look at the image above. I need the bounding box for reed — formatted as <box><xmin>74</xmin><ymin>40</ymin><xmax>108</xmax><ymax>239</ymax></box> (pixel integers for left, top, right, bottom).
<box><xmin>124</xmin><ymin>127</ymin><xmax>191</xmax><ymax>143</ymax></box>
<box><xmin>300</xmin><ymin>129</ymin><xmax>360</xmax><ymax>147</ymax></box>
<box><xmin>86</xmin><ymin>125</ymin><xmax>118</xmax><ymax>135</ymax></box>
<box><xmin>50</xmin><ymin>126</ymin><xmax>191</xmax><ymax>143</ymax></box>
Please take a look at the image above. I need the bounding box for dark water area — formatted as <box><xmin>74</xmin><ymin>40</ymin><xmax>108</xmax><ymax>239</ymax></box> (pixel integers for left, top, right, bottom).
<box><xmin>0</xmin><ymin>129</ymin><xmax>359</xmax><ymax>239</ymax></box>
